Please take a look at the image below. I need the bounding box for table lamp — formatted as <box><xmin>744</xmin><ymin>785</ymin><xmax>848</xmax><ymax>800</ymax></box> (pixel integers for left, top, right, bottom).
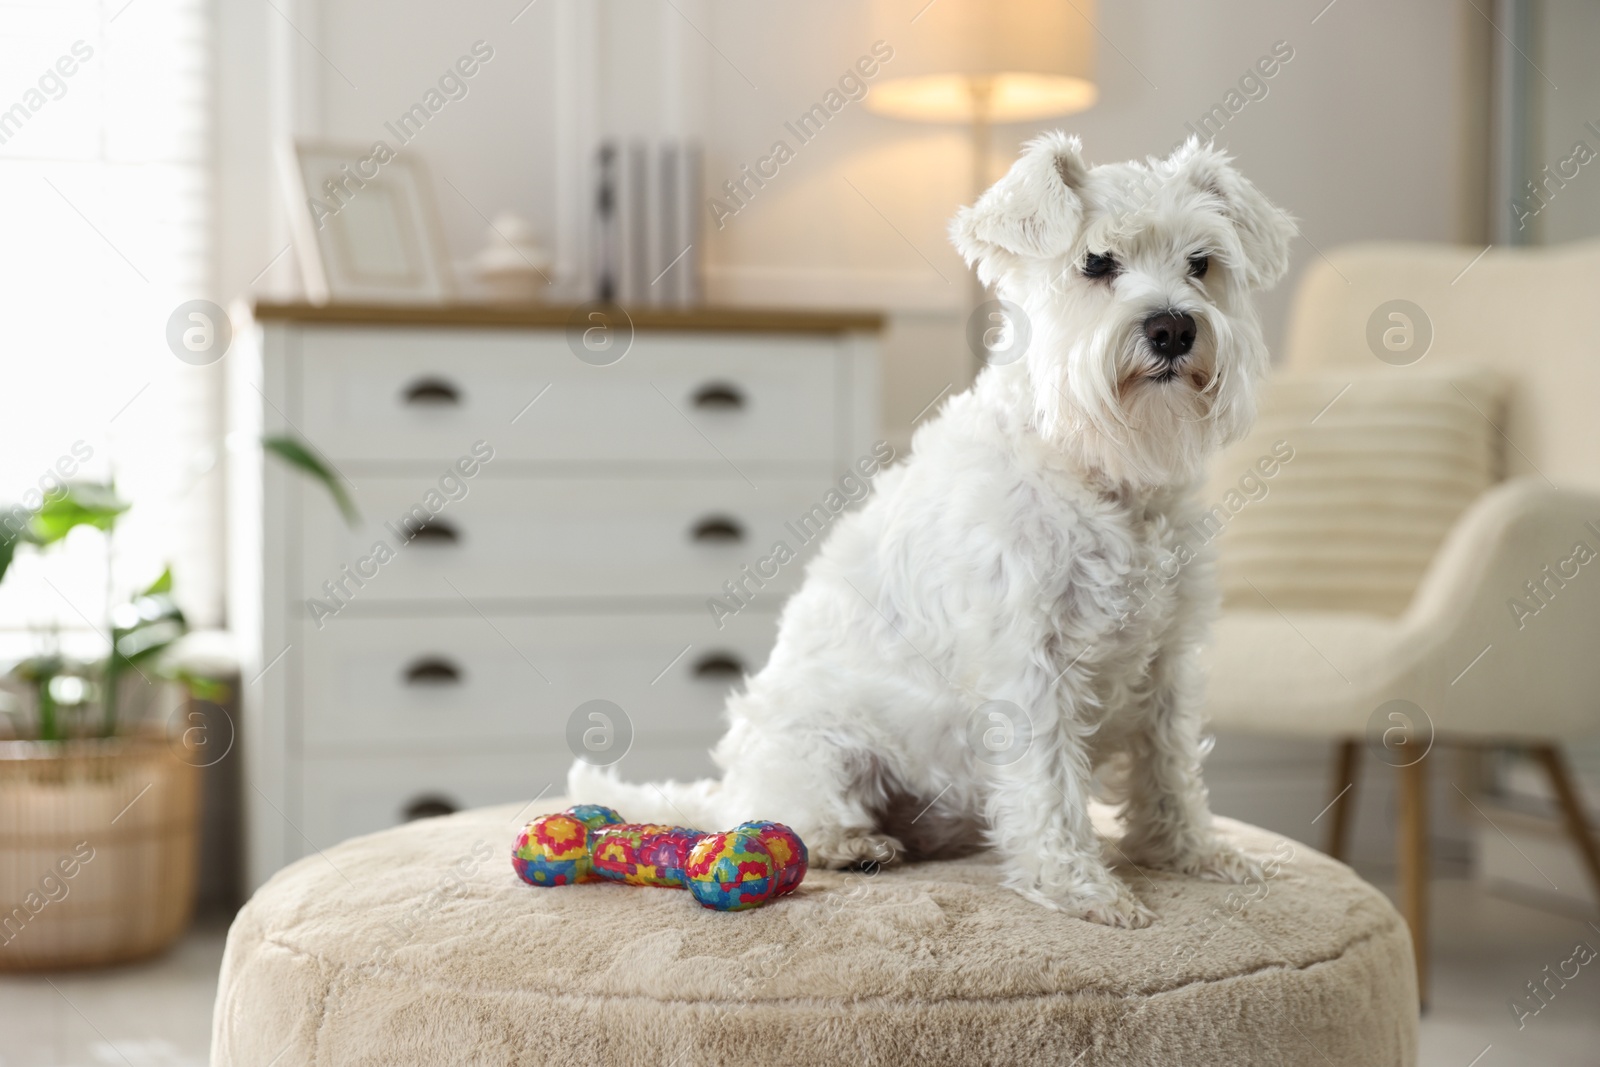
<box><xmin>868</xmin><ymin>0</ymin><xmax>1097</xmax><ymax>331</ymax></box>
<box><xmin>867</xmin><ymin>0</ymin><xmax>1097</xmax><ymax>201</ymax></box>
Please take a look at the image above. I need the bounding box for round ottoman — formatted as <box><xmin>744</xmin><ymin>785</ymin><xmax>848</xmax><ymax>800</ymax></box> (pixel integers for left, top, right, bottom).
<box><xmin>212</xmin><ymin>801</ymin><xmax>1417</xmax><ymax>1066</ymax></box>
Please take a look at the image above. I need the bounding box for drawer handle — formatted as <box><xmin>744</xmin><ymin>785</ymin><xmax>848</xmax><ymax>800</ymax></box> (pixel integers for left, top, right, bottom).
<box><xmin>402</xmin><ymin>377</ymin><xmax>462</xmax><ymax>405</ymax></box>
<box><xmin>404</xmin><ymin>657</ymin><xmax>462</xmax><ymax>685</ymax></box>
<box><xmin>693</xmin><ymin>653</ymin><xmax>746</xmax><ymax>680</ymax></box>
<box><xmin>407</xmin><ymin>519</ymin><xmax>460</xmax><ymax>545</ymax></box>
<box><xmin>692</xmin><ymin>382</ymin><xmax>745</xmax><ymax>410</ymax></box>
<box><xmin>402</xmin><ymin>794</ymin><xmax>459</xmax><ymax>821</ymax></box>
<box><xmin>690</xmin><ymin>516</ymin><xmax>744</xmax><ymax>544</ymax></box>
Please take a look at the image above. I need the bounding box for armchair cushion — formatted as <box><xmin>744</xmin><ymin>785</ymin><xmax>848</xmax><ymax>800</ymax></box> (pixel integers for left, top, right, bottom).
<box><xmin>1203</xmin><ymin>479</ymin><xmax>1600</xmax><ymax>741</ymax></box>
<box><xmin>1206</xmin><ymin>367</ymin><xmax>1506</xmax><ymax>616</ymax></box>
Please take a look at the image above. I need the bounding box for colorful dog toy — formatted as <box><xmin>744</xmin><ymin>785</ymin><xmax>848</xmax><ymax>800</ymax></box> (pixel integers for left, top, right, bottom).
<box><xmin>512</xmin><ymin>805</ymin><xmax>807</xmax><ymax>911</ymax></box>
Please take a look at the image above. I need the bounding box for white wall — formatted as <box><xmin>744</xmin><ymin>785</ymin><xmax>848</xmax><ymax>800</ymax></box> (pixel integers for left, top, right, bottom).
<box><xmin>1527</xmin><ymin>0</ymin><xmax>1600</xmax><ymax>243</ymax></box>
<box><xmin>216</xmin><ymin>0</ymin><xmax>575</xmax><ymax>302</ymax></box>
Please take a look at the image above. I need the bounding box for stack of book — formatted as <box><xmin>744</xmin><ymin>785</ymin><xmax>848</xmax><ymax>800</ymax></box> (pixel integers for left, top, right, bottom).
<box><xmin>592</xmin><ymin>139</ymin><xmax>703</xmax><ymax>307</ymax></box>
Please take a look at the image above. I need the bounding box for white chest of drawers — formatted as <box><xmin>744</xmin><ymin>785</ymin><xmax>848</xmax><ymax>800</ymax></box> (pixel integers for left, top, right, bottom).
<box><xmin>230</xmin><ymin>303</ymin><xmax>881</xmax><ymax>890</ymax></box>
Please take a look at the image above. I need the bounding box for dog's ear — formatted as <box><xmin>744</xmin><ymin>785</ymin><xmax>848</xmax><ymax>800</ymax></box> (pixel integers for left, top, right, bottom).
<box><xmin>1168</xmin><ymin>138</ymin><xmax>1296</xmax><ymax>291</ymax></box>
<box><xmin>950</xmin><ymin>132</ymin><xmax>1087</xmax><ymax>287</ymax></box>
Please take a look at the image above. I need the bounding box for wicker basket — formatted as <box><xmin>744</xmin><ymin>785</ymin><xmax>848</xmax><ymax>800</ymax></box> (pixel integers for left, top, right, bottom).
<box><xmin>0</xmin><ymin>730</ymin><xmax>200</xmax><ymax>970</ymax></box>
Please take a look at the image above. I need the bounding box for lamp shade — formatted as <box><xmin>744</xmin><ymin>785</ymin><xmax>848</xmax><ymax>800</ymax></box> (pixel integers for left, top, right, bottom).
<box><xmin>866</xmin><ymin>0</ymin><xmax>1097</xmax><ymax>123</ymax></box>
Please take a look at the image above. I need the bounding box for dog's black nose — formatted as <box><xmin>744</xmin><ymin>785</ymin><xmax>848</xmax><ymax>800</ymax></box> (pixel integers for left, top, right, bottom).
<box><xmin>1143</xmin><ymin>311</ymin><xmax>1197</xmax><ymax>359</ymax></box>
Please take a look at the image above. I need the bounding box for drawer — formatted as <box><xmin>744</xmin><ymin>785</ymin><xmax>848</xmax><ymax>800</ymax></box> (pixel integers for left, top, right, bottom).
<box><xmin>293</xmin><ymin>328</ymin><xmax>841</xmax><ymax>466</ymax></box>
<box><xmin>296</xmin><ymin>474</ymin><xmax>835</xmax><ymax>602</ymax></box>
<box><xmin>298</xmin><ymin>743</ymin><xmax>722</xmax><ymax>852</ymax></box>
<box><xmin>296</xmin><ymin>610</ymin><xmax>780</xmax><ymax>751</ymax></box>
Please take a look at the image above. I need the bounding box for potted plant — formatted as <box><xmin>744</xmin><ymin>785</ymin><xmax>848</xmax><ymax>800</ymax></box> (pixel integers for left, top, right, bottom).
<box><xmin>0</xmin><ymin>483</ymin><xmax>224</xmax><ymax>969</ymax></box>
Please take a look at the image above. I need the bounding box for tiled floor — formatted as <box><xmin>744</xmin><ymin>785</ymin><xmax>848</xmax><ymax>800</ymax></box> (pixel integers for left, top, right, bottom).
<box><xmin>1406</xmin><ymin>879</ymin><xmax>1600</xmax><ymax>1066</ymax></box>
<box><xmin>0</xmin><ymin>917</ymin><xmax>226</xmax><ymax>1067</ymax></box>
<box><xmin>0</xmin><ymin>880</ymin><xmax>1595</xmax><ymax>1065</ymax></box>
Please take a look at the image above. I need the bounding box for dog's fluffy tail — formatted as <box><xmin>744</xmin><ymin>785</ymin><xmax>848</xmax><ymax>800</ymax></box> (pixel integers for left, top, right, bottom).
<box><xmin>564</xmin><ymin>761</ymin><xmax>724</xmax><ymax>828</ymax></box>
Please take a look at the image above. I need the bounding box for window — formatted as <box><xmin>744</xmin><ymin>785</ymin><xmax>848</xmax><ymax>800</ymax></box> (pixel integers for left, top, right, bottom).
<box><xmin>0</xmin><ymin>0</ymin><xmax>216</xmax><ymax>661</ymax></box>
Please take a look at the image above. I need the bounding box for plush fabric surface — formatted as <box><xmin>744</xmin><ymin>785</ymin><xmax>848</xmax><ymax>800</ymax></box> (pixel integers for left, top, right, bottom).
<box><xmin>212</xmin><ymin>801</ymin><xmax>1417</xmax><ymax>1066</ymax></box>
<box><xmin>1206</xmin><ymin>366</ymin><xmax>1505</xmax><ymax>616</ymax></box>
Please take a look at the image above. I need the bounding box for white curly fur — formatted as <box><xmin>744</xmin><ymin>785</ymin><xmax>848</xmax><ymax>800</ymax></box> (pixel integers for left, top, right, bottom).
<box><xmin>570</xmin><ymin>134</ymin><xmax>1296</xmax><ymax>927</ymax></box>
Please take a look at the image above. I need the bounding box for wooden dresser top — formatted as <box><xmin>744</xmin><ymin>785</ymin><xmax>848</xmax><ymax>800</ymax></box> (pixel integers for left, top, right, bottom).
<box><xmin>252</xmin><ymin>301</ymin><xmax>884</xmax><ymax>335</ymax></box>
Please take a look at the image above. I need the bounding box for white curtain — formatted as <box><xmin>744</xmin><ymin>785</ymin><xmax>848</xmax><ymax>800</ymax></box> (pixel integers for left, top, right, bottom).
<box><xmin>0</xmin><ymin>0</ymin><xmax>217</xmax><ymax>661</ymax></box>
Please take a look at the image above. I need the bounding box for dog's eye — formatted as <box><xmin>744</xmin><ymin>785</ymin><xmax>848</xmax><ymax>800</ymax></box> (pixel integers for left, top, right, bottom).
<box><xmin>1187</xmin><ymin>254</ymin><xmax>1210</xmax><ymax>279</ymax></box>
<box><xmin>1082</xmin><ymin>253</ymin><xmax>1117</xmax><ymax>279</ymax></box>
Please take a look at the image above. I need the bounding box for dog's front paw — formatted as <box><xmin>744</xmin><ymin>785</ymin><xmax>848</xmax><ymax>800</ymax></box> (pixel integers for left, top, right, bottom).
<box><xmin>1017</xmin><ymin>884</ymin><xmax>1157</xmax><ymax>929</ymax></box>
<box><xmin>1121</xmin><ymin>832</ymin><xmax>1265</xmax><ymax>884</ymax></box>
<box><xmin>1081</xmin><ymin>888</ymin><xmax>1159</xmax><ymax>929</ymax></box>
<box><xmin>808</xmin><ymin>827</ymin><xmax>903</xmax><ymax>871</ymax></box>
<box><xmin>1166</xmin><ymin>842</ymin><xmax>1263</xmax><ymax>884</ymax></box>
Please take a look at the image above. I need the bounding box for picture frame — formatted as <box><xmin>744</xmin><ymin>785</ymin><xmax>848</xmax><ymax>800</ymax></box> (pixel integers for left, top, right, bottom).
<box><xmin>279</xmin><ymin>139</ymin><xmax>455</xmax><ymax>304</ymax></box>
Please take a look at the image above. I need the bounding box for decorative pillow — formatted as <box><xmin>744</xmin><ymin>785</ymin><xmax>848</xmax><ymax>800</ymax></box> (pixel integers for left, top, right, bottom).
<box><xmin>1203</xmin><ymin>367</ymin><xmax>1507</xmax><ymax>616</ymax></box>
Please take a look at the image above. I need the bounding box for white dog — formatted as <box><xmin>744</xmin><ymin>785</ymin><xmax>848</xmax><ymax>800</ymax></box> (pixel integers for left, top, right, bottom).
<box><xmin>571</xmin><ymin>134</ymin><xmax>1295</xmax><ymax>927</ymax></box>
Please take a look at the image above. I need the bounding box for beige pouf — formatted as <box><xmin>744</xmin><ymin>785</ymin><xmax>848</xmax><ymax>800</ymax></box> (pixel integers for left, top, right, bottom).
<box><xmin>212</xmin><ymin>801</ymin><xmax>1417</xmax><ymax>1066</ymax></box>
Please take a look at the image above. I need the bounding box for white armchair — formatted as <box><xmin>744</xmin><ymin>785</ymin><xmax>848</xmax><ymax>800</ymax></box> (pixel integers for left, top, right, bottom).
<box><xmin>1201</xmin><ymin>239</ymin><xmax>1600</xmax><ymax>1004</ymax></box>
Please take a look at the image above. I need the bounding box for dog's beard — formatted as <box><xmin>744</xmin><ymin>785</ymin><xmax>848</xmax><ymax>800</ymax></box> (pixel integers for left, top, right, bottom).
<box><xmin>1029</xmin><ymin>312</ymin><xmax>1260</xmax><ymax>489</ymax></box>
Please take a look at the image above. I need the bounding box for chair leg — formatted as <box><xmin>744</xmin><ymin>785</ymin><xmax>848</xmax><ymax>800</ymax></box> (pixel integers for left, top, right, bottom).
<box><xmin>1397</xmin><ymin>756</ymin><xmax>1430</xmax><ymax>1008</ymax></box>
<box><xmin>1530</xmin><ymin>744</ymin><xmax>1600</xmax><ymax>908</ymax></box>
<box><xmin>1324</xmin><ymin>739</ymin><xmax>1361</xmax><ymax>862</ymax></box>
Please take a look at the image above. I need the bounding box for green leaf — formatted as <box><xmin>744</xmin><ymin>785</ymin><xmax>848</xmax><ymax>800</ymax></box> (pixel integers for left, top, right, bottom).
<box><xmin>12</xmin><ymin>654</ymin><xmax>65</xmax><ymax>683</ymax></box>
<box><xmin>101</xmin><ymin>573</ymin><xmax>190</xmax><ymax>736</ymax></box>
<box><xmin>141</xmin><ymin>566</ymin><xmax>173</xmax><ymax>596</ymax></box>
<box><xmin>263</xmin><ymin>435</ymin><xmax>360</xmax><ymax>526</ymax></box>
<box><xmin>12</xmin><ymin>654</ymin><xmax>65</xmax><ymax>741</ymax></box>
<box><xmin>171</xmin><ymin>667</ymin><xmax>230</xmax><ymax>705</ymax></box>
<box><xmin>111</xmin><ymin>588</ymin><xmax>188</xmax><ymax>666</ymax></box>
<box><xmin>0</xmin><ymin>527</ymin><xmax>17</xmax><ymax>586</ymax></box>
<box><xmin>28</xmin><ymin>483</ymin><xmax>129</xmax><ymax>546</ymax></box>
<box><xmin>115</xmin><ymin>617</ymin><xmax>185</xmax><ymax>662</ymax></box>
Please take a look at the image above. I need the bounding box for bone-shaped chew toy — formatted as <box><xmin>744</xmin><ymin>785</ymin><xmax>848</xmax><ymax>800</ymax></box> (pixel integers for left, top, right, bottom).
<box><xmin>512</xmin><ymin>805</ymin><xmax>807</xmax><ymax>911</ymax></box>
